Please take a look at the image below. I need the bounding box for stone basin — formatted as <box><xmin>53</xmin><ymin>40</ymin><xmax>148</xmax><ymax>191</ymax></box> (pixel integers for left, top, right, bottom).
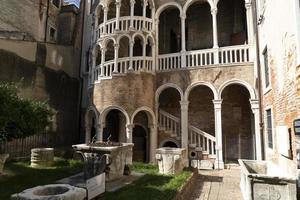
<box><xmin>72</xmin><ymin>142</ymin><xmax>133</xmax><ymax>181</ymax></box>
<box><xmin>238</xmin><ymin>159</ymin><xmax>297</xmax><ymax>200</ymax></box>
<box><xmin>10</xmin><ymin>184</ymin><xmax>86</xmax><ymax>200</ymax></box>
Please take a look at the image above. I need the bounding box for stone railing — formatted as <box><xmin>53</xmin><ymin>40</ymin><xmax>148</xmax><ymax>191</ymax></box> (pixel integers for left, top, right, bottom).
<box><xmin>188</xmin><ymin>125</ymin><xmax>216</xmax><ymax>156</ymax></box>
<box><xmin>92</xmin><ymin>56</ymin><xmax>154</xmax><ymax>81</ymax></box>
<box><xmin>96</xmin><ymin>16</ymin><xmax>153</xmax><ymax>40</ymax></box>
<box><xmin>158</xmin><ymin>110</ymin><xmax>181</xmax><ymax>138</ymax></box>
<box><xmin>157</xmin><ymin>44</ymin><xmax>253</xmax><ymax>72</ymax></box>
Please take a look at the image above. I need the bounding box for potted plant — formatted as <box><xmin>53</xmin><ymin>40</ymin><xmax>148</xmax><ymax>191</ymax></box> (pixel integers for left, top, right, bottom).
<box><xmin>0</xmin><ymin>82</ymin><xmax>54</xmax><ymax>173</ymax></box>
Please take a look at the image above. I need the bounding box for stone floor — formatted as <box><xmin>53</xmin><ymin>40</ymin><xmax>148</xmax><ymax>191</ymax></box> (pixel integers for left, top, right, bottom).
<box><xmin>188</xmin><ymin>166</ymin><xmax>243</xmax><ymax>200</ymax></box>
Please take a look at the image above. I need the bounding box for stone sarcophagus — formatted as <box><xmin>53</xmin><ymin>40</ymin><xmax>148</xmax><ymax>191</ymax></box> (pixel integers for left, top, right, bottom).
<box><xmin>72</xmin><ymin>142</ymin><xmax>133</xmax><ymax>181</ymax></box>
<box><xmin>238</xmin><ymin>159</ymin><xmax>297</xmax><ymax>200</ymax></box>
<box><xmin>155</xmin><ymin>147</ymin><xmax>187</xmax><ymax>175</ymax></box>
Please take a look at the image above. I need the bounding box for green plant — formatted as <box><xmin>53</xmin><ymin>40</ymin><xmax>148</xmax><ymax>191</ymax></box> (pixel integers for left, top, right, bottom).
<box><xmin>0</xmin><ymin>82</ymin><xmax>55</xmax><ymax>142</ymax></box>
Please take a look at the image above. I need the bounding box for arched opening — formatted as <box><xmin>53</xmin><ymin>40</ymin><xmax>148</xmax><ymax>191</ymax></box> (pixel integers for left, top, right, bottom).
<box><xmin>221</xmin><ymin>84</ymin><xmax>254</xmax><ymax>164</ymax></box>
<box><xmin>162</xmin><ymin>141</ymin><xmax>178</xmax><ymax>148</ymax></box>
<box><xmin>146</xmin><ymin>4</ymin><xmax>152</xmax><ymax>18</ymax></box>
<box><xmin>188</xmin><ymin>86</ymin><xmax>215</xmax><ymax>136</ymax></box>
<box><xmin>217</xmin><ymin>0</ymin><xmax>247</xmax><ymax>47</ymax></box>
<box><xmin>146</xmin><ymin>37</ymin><xmax>153</xmax><ymax>56</ymax></box>
<box><xmin>158</xmin><ymin>87</ymin><xmax>181</xmax><ymax>146</ymax></box>
<box><xmin>132</xmin><ymin>111</ymin><xmax>151</xmax><ymax>163</ymax></box>
<box><xmin>133</xmin><ymin>36</ymin><xmax>143</xmax><ymax>56</ymax></box>
<box><xmin>119</xmin><ymin>36</ymin><xmax>130</xmax><ymax>58</ymax></box>
<box><xmin>120</xmin><ymin>0</ymin><xmax>130</xmax><ymax>17</ymax></box>
<box><xmin>105</xmin><ymin>39</ymin><xmax>115</xmax><ymax>61</ymax></box>
<box><xmin>96</xmin><ymin>5</ymin><xmax>104</xmax><ymax>25</ymax></box>
<box><xmin>186</xmin><ymin>1</ymin><xmax>212</xmax><ymax>50</ymax></box>
<box><xmin>103</xmin><ymin>109</ymin><xmax>127</xmax><ymax>143</ymax></box>
<box><xmin>108</xmin><ymin>2</ymin><xmax>116</xmax><ymax>20</ymax></box>
<box><xmin>134</xmin><ymin>0</ymin><xmax>143</xmax><ymax>16</ymax></box>
<box><xmin>159</xmin><ymin>7</ymin><xmax>181</xmax><ymax>54</ymax></box>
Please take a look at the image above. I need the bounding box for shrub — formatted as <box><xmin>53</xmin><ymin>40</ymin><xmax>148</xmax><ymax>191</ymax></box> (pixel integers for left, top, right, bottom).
<box><xmin>0</xmin><ymin>82</ymin><xmax>55</xmax><ymax>142</ymax></box>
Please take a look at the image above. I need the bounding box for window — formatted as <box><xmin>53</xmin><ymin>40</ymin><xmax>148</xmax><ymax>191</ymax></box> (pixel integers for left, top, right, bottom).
<box><xmin>266</xmin><ymin>109</ymin><xmax>273</xmax><ymax>149</ymax></box>
<box><xmin>263</xmin><ymin>47</ymin><xmax>270</xmax><ymax>88</ymax></box>
<box><xmin>49</xmin><ymin>27</ymin><xmax>57</xmax><ymax>41</ymax></box>
<box><xmin>52</xmin><ymin>0</ymin><xmax>60</xmax><ymax>8</ymax></box>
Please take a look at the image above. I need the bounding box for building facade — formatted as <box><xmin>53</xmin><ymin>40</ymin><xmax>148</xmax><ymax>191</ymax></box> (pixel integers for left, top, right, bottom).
<box><xmin>82</xmin><ymin>0</ymin><xmax>262</xmax><ymax>169</ymax></box>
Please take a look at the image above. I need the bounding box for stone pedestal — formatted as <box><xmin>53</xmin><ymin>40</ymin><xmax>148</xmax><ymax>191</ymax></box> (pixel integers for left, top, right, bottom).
<box><xmin>31</xmin><ymin>148</ymin><xmax>54</xmax><ymax>168</ymax></box>
<box><xmin>155</xmin><ymin>147</ymin><xmax>187</xmax><ymax>175</ymax></box>
<box><xmin>11</xmin><ymin>184</ymin><xmax>86</xmax><ymax>200</ymax></box>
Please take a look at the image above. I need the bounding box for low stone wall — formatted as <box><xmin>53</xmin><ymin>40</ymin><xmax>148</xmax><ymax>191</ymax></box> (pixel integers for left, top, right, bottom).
<box><xmin>173</xmin><ymin>171</ymin><xmax>198</xmax><ymax>200</ymax></box>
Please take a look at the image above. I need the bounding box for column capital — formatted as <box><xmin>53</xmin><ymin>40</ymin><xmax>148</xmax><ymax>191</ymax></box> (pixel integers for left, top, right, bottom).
<box><xmin>142</xmin><ymin>0</ymin><xmax>148</xmax><ymax>7</ymax></box>
<box><xmin>100</xmin><ymin>47</ymin><xmax>107</xmax><ymax>52</ymax></box>
<box><xmin>213</xmin><ymin>99</ymin><xmax>223</xmax><ymax>105</ymax></box>
<box><xmin>130</xmin><ymin>0</ymin><xmax>136</xmax><ymax>6</ymax></box>
<box><xmin>103</xmin><ymin>6</ymin><xmax>109</xmax><ymax>12</ymax></box>
<box><xmin>250</xmin><ymin>99</ymin><xmax>259</xmax><ymax>111</ymax></box>
<box><xmin>114</xmin><ymin>43</ymin><xmax>120</xmax><ymax>49</ymax></box>
<box><xmin>180</xmin><ymin>14</ymin><xmax>186</xmax><ymax>20</ymax></box>
<box><xmin>245</xmin><ymin>2</ymin><xmax>252</xmax><ymax>9</ymax></box>
<box><xmin>149</xmin><ymin>123</ymin><xmax>157</xmax><ymax>129</ymax></box>
<box><xmin>116</xmin><ymin>1</ymin><xmax>122</xmax><ymax>7</ymax></box>
<box><xmin>180</xmin><ymin>100</ymin><xmax>189</xmax><ymax>111</ymax></box>
<box><xmin>211</xmin><ymin>7</ymin><xmax>218</xmax><ymax>15</ymax></box>
<box><xmin>126</xmin><ymin>123</ymin><xmax>135</xmax><ymax>129</ymax></box>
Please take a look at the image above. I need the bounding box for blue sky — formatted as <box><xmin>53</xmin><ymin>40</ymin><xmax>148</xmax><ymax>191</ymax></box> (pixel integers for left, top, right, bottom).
<box><xmin>64</xmin><ymin>0</ymin><xmax>80</xmax><ymax>7</ymax></box>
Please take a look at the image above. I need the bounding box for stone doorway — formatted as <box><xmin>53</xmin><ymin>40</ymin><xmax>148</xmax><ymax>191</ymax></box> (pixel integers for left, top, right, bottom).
<box><xmin>221</xmin><ymin>84</ymin><xmax>255</xmax><ymax>163</ymax></box>
<box><xmin>132</xmin><ymin>125</ymin><xmax>147</xmax><ymax>162</ymax></box>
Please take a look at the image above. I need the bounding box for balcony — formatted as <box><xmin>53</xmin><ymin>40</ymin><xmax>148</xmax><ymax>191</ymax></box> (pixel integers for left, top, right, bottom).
<box><xmin>157</xmin><ymin>45</ymin><xmax>253</xmax><ymax>72</ymax></box>
<box><xmin>96</xmin><ymin>16</ymin><xmax>153</xmax><ymax>40</ymax></box>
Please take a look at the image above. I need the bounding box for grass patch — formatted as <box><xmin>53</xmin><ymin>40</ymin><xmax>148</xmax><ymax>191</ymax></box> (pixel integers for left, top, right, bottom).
<box><xmin>100</xmin><ymin>162</ymin><xmax>192</xmax><ymax>200</ymax></box>
<box><xmin>0</xmin><ymin>157</ymin><xmax>83</xmax><ymax>199</ymax></box>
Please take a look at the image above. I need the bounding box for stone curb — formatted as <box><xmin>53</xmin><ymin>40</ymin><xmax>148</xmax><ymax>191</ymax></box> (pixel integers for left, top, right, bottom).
<box><xmin>173</xmin><ymin>170</ymin><xmax>198</xmax><ymax>200</ymax></box>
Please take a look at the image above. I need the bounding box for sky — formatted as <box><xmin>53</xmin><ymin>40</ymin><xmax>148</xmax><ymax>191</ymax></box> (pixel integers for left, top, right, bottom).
<box><xmin>64</xmin><ymin>0</ymin><xmax>80</xmax><ymax>8</ymax></box>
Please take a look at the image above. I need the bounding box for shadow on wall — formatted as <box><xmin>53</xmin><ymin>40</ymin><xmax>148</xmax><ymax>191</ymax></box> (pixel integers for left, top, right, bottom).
<box><xmin>0</xmin><ymin>48</ymin><xmax>80</xmax><ymax>145</ymax></box>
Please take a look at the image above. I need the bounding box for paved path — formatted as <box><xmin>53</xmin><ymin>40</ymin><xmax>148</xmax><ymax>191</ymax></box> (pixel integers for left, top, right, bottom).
<box><xmin>189</xmin><ymin>167</ymin><xmax>243</xmax><ymax>200</ymax></box>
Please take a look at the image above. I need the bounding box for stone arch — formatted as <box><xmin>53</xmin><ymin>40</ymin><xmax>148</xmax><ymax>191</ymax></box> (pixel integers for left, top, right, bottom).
<box><xmin>159</xmin><ymin>138</ymin><xmax>180</xmax><ymax>148</ymax></box>
<box><xmin>100</xmin><ymin>105</ymin><xmax>130</xmax><ymax>125</ymax></box>
<box><xmin>85</xmin><ymin>106</ymin><xmax>99</xmax><ymax>143</ymax></box>
<box><xmin>183</xmin><ymin>0</ymin><xmax>214</xmax><ymax>15</ymax></box>
<box><xmin>155</xmin><ymin>83</ymin><xmax>184</xmax><ymax>104</ymax></box>
<box><xmin>117</xmin><ymin>33</ymin><xmax>132</xmax><ymax>44</ymax></box>
<box><xmin>131</xmin><ymin>106</ymin><xmax>155</xmax><ymax>124</ymax></box>
<box><xmin>218</xmin><ymin>79</ymin><xmax>256</xmax><ymax>100</ymax></box>
<box><xmin>132</xmin><ymin>32</ymin><xmax>146</xmax><ymax>45</ymax></box>
<box><xmin>184</xmin><ymin>81</ymin><xmax>218</xmax><ymax>101</ymax></box>
<box><xmin>145</xmin><ymin>34</ymin><xmax>155</xmax><ymax>45</ymax></box>
<box><xmin>155</xmin><ymin>2</ymin><xmax>183</xmax><ymax>20</ymax></box>
<box><xmin>103</xmin><ymin>37</ymin><xmax>117</xmax><ymax>49</ymax></box>
<box><xmin>85</xmin><ymin>106</ymin><xmax>99</xmax><ymax>127</ymax></box>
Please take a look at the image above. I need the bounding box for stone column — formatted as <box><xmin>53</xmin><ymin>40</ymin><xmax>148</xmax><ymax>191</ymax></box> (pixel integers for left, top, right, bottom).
<box><xmin>129</xmin><ymin>41</ymin><xmax>135</xmax><ymax>71</ymax></box>
<box><xmin>113</xmin><ymin>43</ymin><xmax>120</xmax><ymax>73</ymax></box>
<box><xmin>155</xmin><ymin>19</ymin><xmax>159</xmax><ymax>71</ymax></box>
<box><xmin>181</xmin><ymin>14</ymin><xmax>186</xmax><ymax>68</ymax></box>
<box><xmin>211</xmin><ymin>7</ymin><xmax>219</xmax><ymax>64</ymax></box>
<box><xmin>143</xmin><ymin>40</ymin><xmax>146</xmax><ymax>70</ymax></box>
<box><xmin>115</xmin><ymin>1</ymin><xmax>121</xmax><ymax>31</ymax></box>
<box><xmin>85</xmin><ymin>126</ymin><xmax>91</xmax><ymax>144</ymax></box>
<box><xmin>103</xmin><ymin>7</ymin><xmax>108</xmax><ymax>34</ymax></box>
<box><xmin>129</xmin><ymin>0</ymin><xmax>136</xmax><ymax>30</ymax></box>
<box><xmin>245</xmin><ymin>2</ymin><xmax>254</xmax><ymax>45</ymax></box>
<box><xmin>96</xmin><ymin>123</ymin><xmax>103</xmax><ymax>142</ymax></box>
<box><xmin>213</xmin><ymin>100</ymin><xmax>224</xmax><ymax>169</ymax></box>
<box><xmin>93</xmin><ymin>13</ymin><xmax>98</xmax><ymax>42</ymax></box>
<box><xmin>250</xmin><ymin>100</ymin><xmax>262</xmax><ymax>161</ymax></box>
<box><xmin>126</xmin><ymin>124</ymin><xmax>134</xmax><ymax>143</ymax></box>
<box><xmin>180</xmin><ymin>100</ymin><xmax>189</xmax><ymax>167</ymax></box>
<box><xmin>142</xmin><ymin>0</ymin><xmax>148</xmax><ymax>30</ymax></box>
<box><xmin>100</xmin><ymin>47</ymin><xmax>106</xmax><ymax>77</ymax></box>
<box><xmin>149</xmin><ymin>124</ymin><xmax>158</xmax><ymax>163</ymax></box>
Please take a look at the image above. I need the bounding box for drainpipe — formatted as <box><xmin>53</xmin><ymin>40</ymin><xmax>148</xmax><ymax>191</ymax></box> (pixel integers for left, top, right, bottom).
<box><xmin>253</xmin><ymin>0</ymin><xmax>265</xmax><ymax>160</ymax></box>
<box><xmin>77</xmin><ymin>0</ymin><xmax>87</xmax><ymax>143</ymax></box>
<box><xmin>44</xmin><ymin>0</ymin><xmax>50</xmax><ymax>42</ymax></box>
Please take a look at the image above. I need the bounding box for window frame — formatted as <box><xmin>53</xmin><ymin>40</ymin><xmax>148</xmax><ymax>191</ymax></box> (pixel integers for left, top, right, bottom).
<box><xmin>265</xmin><ymin>107</ymin><xmax>274</xmax><ymax>152</ymax></box>
<box><xmin>52</xmin><ymin>0</ymin><xmax>61</xmax><ymax>9</ymax></box>
<box><xmin>48</xmin><ymin>25</ymin><xmax>57</xmax><ymax>42</ymax></box>
<box><xmin>262</xmin><ymin>46</ymin><xmax>271</xmax><ymax>93</ymax></box>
